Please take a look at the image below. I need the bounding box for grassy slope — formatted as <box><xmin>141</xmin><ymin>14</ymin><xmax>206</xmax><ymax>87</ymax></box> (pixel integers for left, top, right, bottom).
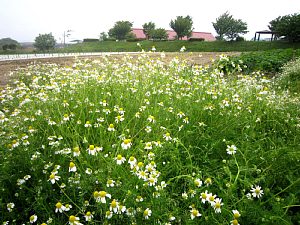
<box><xmin>58</xmin><ymin>40</ymin><xmax>300</xmax><ymax>53</ymax></box>
<box><xmin>1</xmin><ymin>41</ymin><xmax>299</xmax><ymax>54</ymax></box>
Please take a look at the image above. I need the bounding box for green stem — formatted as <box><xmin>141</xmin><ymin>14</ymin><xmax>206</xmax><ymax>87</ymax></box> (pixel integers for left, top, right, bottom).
<box><xmin>261</xmin><ymin>178</ymin><xmax>300</xmax><ymax>205</ymax></box>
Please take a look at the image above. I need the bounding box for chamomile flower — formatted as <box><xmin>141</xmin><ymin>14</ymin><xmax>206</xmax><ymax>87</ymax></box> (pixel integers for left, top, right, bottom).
<box><xmin>200</xmin><ymin>190</ymin><xmax>209</xmax><ymax>203</ymax></box>
<box><xmin>84</xmin><ymin>121</ymin><xmax>92</xmax><ymax>128</ymax></box>
<box><xmin>147</xmin><ymin>115</ymin><xmax>155</xmax><ymax>123</ymax></box>
<box><xmin>105</xmin><ymin>211</ymin><xmax>113</xmax><ymax>219</ymax></box>
<box><xmin>144</xmin><ymin>142</ymin><xmax>152</xmax><ymax>150</ymax></box>
<box><xmin>108</xmin><ymin>124</ymin><xmax>115</xmax><ymax>131</ymax></box>
<box><xmin>163</xmin><ymin>132</ymin><xmax>172</xmax><ymax>141</ymax></box>
<box><xmin>55</xmin><ymin>202</ymin><xmax>65</xmax><ymax>213</ymax></box>
<box><xmin>115</xmin><ymin>154</ymin><xmax>126</xmax><ymax>165</ymax></box>
<box><xmin>7</xmin><ymin>203</ymin><xmax>15</xmax><ymax>212</ymax></box>
<box><xmin>145</xmin><ymin>126</ymin><xmax>152</xmax><ymax>133</ymax></box>
<box><xmin>231</xmin><ymin>219</ymin><xmax>240</xmax><ymax>225</ymax></box>
<box><xmin>128</xmin><ymin>156</ymin><xmax>137</xmax><ymax>168</ymax></box>
<box><xmin>143</xmin><ymin>208</ymin><xmax>152</xmax><ymax>219</ymax></box>
<box><xmin>121</xmin><ymin>139</ymin><xmax>132</xmax><ymax>150</ymax></box>
<box><xmin>49</xmin><ymin>172</ymin><xmax>60</xmax><ymax>184</ymax></box>
<box><xmin>232</xmin><ymin>210</ymin><xmax>241</xmax><ymax>219</ymax></box>
<box><xmin>87</xmin><ymin>145</ymin><xmax>97</xmax><ymax>155</ymax></box>
<box><xmin>212</xmin><ymin>198</ymin><xmax>223</xmax><ymax>213</ymax></box>
<box><xmin>106</xmin><ymin>179</ymin><xmax>115</xmax><ymax>187</ymax></box>
<box><xmin>69</xmin><ymin>162</ymin><xmax>76</xmax><ymax>172</ymax></box>
<box><xmin>250</xmin><ymin>185</ymin><xmax>264</xmax><ymax>198</ymax></box>
<box><xmin>29</xmin><ymin>215</ymin><xmax>37</xmax><ymax>223</ymax></box>
<box><xmin>194</xmin><ymin>178</ymin><xmax>202</xmax><ymax>187</ymax></box>
<box><xmin>110</xmin><ymin>199</ymin><xmax>119</xmax><ymax>213</ymax></box>
<box><xmin>207</xmin><ymin>193</ymin><xmax>217</xmax><ymax>206</ymax></box>
<box><xmin>84</xmin><ymin>211</ymin><xmax>93</xmax><ymax>222</ymax></box>
<box><xmin>73</xmin><ymin>146</ymin><xmax>80</xmax><ymax>157</ymax></box>
<box><xmin>204</xmin><ymin>177</ymin><xmax>212</xmax><ymax>186</ymax></box>
<box><xmin>64</xmin><ymin>204</ymin><xmax>72</xmax><ymax>211</ymax></box>
<box><xmin>190</xmin><ymin>207</ymin><xmax>201</xmax><ymax>220</ymax></box>
<box><xmin>226</xmin><ymin>145</ymin><xmax>237</xmax><ymax>155</ymax></box>
<box><xmin>94</xmin><ymin>191</ymin><xmax>111</xmax><ymax>203</ymax></box>
<box><xmin>68</xmin><ymin>215</ymin><xmax>82</xmax><ymax>225</ymax></box>
<box><xmin>180</xmin><ymin>46</ymin><xmax>186</xmax><ymax>52</ymax></box>
<box><xmin>85</xmin><ymin>168</ymin><xmax>93</xmax><ymax>175</ymax></box>
<box><xmin>115</xmin><ymin>115</ymin><xmax>124</xmax><ymax>123</ymax></box>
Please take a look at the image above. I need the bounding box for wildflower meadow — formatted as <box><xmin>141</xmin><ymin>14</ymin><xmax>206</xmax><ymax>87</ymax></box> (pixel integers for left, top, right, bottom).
<box><xmin>0</xmin><ymin>50</ymin><xmax>299</xmax><ymax>224</ymax></box>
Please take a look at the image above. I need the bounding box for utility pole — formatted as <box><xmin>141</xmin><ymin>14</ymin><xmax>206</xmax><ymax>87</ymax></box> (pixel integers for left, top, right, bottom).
<box><xmin>63</xmin><ymin>30</ymin><xmax>72</xmax><ymax>47</ymax></box>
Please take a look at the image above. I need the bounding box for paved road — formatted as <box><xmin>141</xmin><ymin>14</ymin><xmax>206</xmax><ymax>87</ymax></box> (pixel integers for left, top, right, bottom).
<box><xmin>0</xmin><ymin>52</ymin><xmax>137</xmax><ymax>61</ymax></box>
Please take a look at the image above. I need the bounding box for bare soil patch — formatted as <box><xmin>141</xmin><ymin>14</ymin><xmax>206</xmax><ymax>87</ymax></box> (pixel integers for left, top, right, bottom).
<box><xmin>0</xmin><ymin>52</ymin><xmax>240</xmax><ymax>86</ymax></box>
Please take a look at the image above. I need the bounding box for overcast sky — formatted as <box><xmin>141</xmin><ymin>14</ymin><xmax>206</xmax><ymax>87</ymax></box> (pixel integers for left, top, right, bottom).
<box><xmin>0</xmin><ymin>0</ymin><xmax>299</xmax><ymax>42</ymax></box>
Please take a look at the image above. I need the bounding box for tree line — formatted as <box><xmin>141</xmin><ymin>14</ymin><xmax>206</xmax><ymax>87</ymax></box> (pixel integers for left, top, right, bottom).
<box><xmin>2</xmin><ymin>12</ymin><xmax>298</xmax><ymax>52</ymax></box>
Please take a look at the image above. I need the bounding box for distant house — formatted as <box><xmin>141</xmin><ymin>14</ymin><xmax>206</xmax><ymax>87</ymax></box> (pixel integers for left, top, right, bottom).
<box><xmin>131</xmin><ymin>28</ymin><xmax>216</xmax><ymax>41</ymax></box>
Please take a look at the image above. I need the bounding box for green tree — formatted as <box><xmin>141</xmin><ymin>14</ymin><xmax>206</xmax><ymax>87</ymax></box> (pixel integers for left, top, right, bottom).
<box><xmin>269</xmin><ymin>13</ymin><xmax>300</xmax><ymax>42</ymax></box>
<box><xmin>108</xmin><ymin>21</ymin><xmax>133</xmax><ymax>40</ymax></box>
<box><xmin>212</xmin><ymin>12</ymin><xmax>248</xmax><ymax>41</ymax></box>
<box><xmin>150</xmin><ymin>28</ymin><xmax>168</xmax><ymax>40</ymax></box>
<box><xmin>143</xmin><ymin>22</ymin><xmax>156</xmax><ymax>40</ymax></box>
<box><xmin>99</xmin><ymin>32</ymin><xmax>108</xmax><ymax>41</ymax></box>
<box><xmin>0</xmin><ymin>38</ymin><xmax>19</xmax><ymax>50</ymax></box>
<box><xmin>170</xmin><ymin>15</ymin><xmax>193</xmax><ymax>40</ymax></box>
<box><xmin>33</xmin><ymin>33</ymin><xmax>56</xmax><ymax>51</ymax></box>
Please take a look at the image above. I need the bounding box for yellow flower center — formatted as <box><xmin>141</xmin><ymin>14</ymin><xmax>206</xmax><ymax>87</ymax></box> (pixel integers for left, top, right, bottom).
<box><xmin>215</xmin><ymin>202</ymin><xmax>221</xmax><ymax>208</ymax></box>
<box><xmin>49</xmin><ymin>174</ymin><xmax>55</xmax><ymax>179</ymax></box>
<box><xmin>143</xmin><ymin>209</ymin><xmax>149</xmax><ymax>216</ymax></box>
<box><xmin>209</xmin><ymin>196</ymin><xmax>215</xmax><ymax>201</ymax></box>
<box><xmin>201</xmin><ymin>193</ymin><xmax>207</xmax><ymax>199</ymax></box>
<box><xmin>111</xmin><ymin>200</ymin><xmax>117</xmax><ymax>208</ymax></box>
<box><xmin>124</xmin><ymin>139</ymin><xmax>131</xmax><ymax>144</ymax></box>
<box><xmin>129</xmin><ymin>156</ymin><xmax>135</xmax><ymax>161</ymax></box>
<box><xmin>99</xmin><ymin>191</ymin><xmax>107</xmax><ymax>197</ymax></box>
<box><xmin>192</xmin><ymin>209</ymin><xmax>198</xmax><ymax>216</ymax></box>
<box><xmin>30</xmin><ymin>215</ymin><xmax>35</xmax><ymax>221</ymax></box>
<box><xmin>73</xmin><ymin>147</ymin><xmax>79</xmax><ymax>152</ymax></box>
<box><xmin>234</xmin><ymin>212</ymin><xmax>240</xmax><ymax>219</ymax></box>
<box><xmin>69</xmin><ymin>215</ymin><xmax>76</xmax><ymax>222</ymax></box>
<box><xmin>109</xmin><ymin>124</ymin><xmax>114</xmax><ymax>128</ymax></box>
<box><xmin>86</xmin><ymin>211</ymin><xmax>91</xmax><ymax>216</ymax></box>
<box><xmin>117</xmin><ymin>155</ymin><xmax>122</xmax><ymax>160</ymax></box>
<box><xmin>138</xmin><ymin>162</ymin><xmax>144</xmax><ymax>167</ymax></box>
<box><xmin>89</xmin><ymin>145</ymin><xmax>94</xmax><ymax>150</ymax></box>
<box><xmin>69</xmin><ymin>162</ymin><xmax>75</xmax><ymax>168</ymax></box>
<box><xmin>255</xmin><ymin>189</ymin><xmax>260</xmax><ymax>194</ymax></box>
<box><xmin>56</xmin><ymin>202</ymin><xmax>62</xmax><ymax>208</ymax></box>
<box><xmin>232</xmin><ymin>219</ymin><xmax>239</xmax><ymax>225</ymax></box>
<box><xmin>93</xmin><ymin>191</ymin><xmax>99</xmax><ymax>198</ymax></box>
<box><xmin>107</xmin><ymin>179</ymin><xmax>113</xmax><ymax>184</ymax></box>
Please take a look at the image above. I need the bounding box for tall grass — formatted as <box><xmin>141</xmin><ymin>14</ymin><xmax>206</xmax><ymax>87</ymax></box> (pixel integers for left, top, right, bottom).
<box><xmin>0</xmin><ymin>53</ymin><xmax>299</xmax><ymax>224</ymax></box>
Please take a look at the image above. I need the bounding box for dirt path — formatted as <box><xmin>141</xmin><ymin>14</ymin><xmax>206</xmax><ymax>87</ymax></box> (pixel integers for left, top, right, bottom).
<box><xmin>0</xmin><ymin>52</ymin><xmax>239</xmax><ymax>86</ymax></box>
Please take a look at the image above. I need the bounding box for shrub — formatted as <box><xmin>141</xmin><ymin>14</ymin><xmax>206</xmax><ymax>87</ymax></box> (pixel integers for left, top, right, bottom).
<box><xmin>231</xmin><ymin>49</ymin><xmax>300</xmax><ymax>74</ymax></box>
<box><xmin>235</xmin><ymin>36</ymin><xmax>245</xmax><ymax>42</ymax></box>
<box><xmin>188</xmin><ymin>38</ymin><xmax>205</xmax><ymax>42</ymax></box>
<box><xmin>83</xmin><ymin>38</ymin><xmax>99</xmax><ymax>42</ymax></box>
<box><xmin>276</xmin><ymin>57</ymin><xmax>300</xmax><ymax>93</ymax></box>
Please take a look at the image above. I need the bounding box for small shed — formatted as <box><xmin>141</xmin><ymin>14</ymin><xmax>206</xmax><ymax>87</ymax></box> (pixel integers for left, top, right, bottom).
<box><xmin>254</xmin><ymin>30</ymin><xmax>277</xmax><ymax>41</ymax></box>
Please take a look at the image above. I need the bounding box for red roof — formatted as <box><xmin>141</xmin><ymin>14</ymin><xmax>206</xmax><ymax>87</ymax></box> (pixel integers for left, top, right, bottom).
<box><xmin>131</xmin><ymin>28</ymin><xmax>215</xmax><ymax>41</ymax></box>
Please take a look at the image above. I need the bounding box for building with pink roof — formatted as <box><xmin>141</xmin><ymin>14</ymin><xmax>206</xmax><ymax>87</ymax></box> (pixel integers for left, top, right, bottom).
<box><xmin>131</xmin><ymin>28</ymin><xmax>216</xmax><ymax>41</ymax></box>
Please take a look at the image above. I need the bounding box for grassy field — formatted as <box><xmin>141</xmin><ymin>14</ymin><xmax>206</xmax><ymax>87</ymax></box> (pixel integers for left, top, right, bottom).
<box><xmin>1</xmin><ymin>40</ymin><xmax>300</xmax><ymax>55</ymax></box>
<box><xmin>1</xmin><ymin>53</ymin><xmax>299</xmax><ymax>224</ymax></box>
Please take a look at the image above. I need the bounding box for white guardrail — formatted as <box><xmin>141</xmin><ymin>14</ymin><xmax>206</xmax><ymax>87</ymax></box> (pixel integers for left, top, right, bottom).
<box><xmin>0</xmin><ymin>52</ymin><xmax>138</xmax><ymax>61</ymax></box>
